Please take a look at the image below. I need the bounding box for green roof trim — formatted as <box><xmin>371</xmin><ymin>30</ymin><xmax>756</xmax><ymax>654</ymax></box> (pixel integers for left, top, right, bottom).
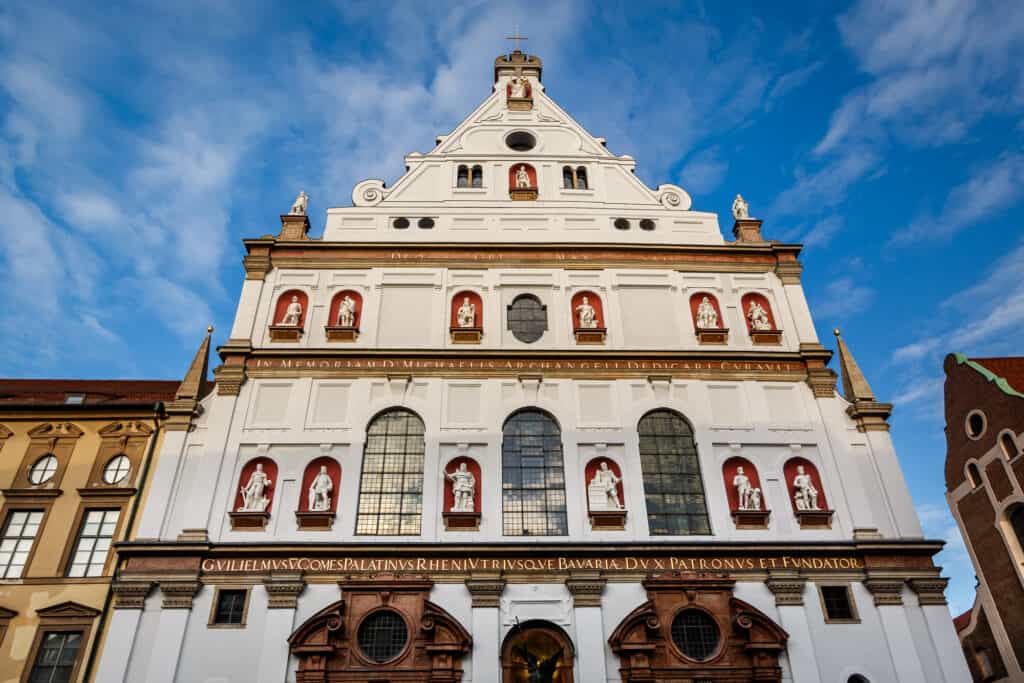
<box><xmin>952</xmin><ymin>353</ymin><xmax>1024</xmax><ymax>399</ymax></box>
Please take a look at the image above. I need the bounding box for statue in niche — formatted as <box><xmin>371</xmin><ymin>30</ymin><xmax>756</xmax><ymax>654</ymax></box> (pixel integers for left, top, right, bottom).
<box><xmin>696</xmin><ymin>296</ymin><xmax>719</xmax><ymax>329</ymax></box>
<box><xmin>239</xmin><ymin>463</ymin><xmax>273</xmax><ymax>512</ymax></box>
<box><xmin>750</xmin><ymin>487</ymin><xmax>762</xmax><ymax>511</ymax></box>
<box><xmin>307</xmin><ymin>465</ymin><xmax>333</xmax><ymax>512</ymax></box>
<box><xmin>456</xmin><ymin>296</ymin><xmax>477</xmax><ymax>328</ymax></box>
<box><xmin>588</xmin><ymin>461</ymin><xmax>623</xmax><ymax>511</ymax></box>
<box><xmin>509</xmin><ymin>76</ymin><xmax>528</xmax><ymax>99</ymax></box>
<box><xmin>746</xmin><ymin>300</ymin><xmax>771</xmax><ymax>331</ymax></box>
<box><xmin>513</xmin><ymin>643</ymin><xmax>562</xmax><ymax>683</ymax></box>
<box><xmin>733</xmin><ymin>465</ymin><xmax>755</xmax><ymax>510</ymax></box>
<box><xmin>575</xmin><ymin>296</ymin><xmax>598</xmax><ymax>329</ymax></box>
<box><xmin>289</xmin><ymin>190</ymin><xmax>309</xmax><ymax>216</ymax></box>
<box><xmin>515</xmin><ymin>165</ymin><xmax>531</xmax><ymax>189</ymax></box>
<box><xmin>337</xmin><ymin>295</ymin><xmax>357</xmax><ymax>327</ymax></box>
<box><xmin>280</xmin><ymin>295</ymin><xmax>303</xmax><ymax>326</ymax></box>
<box><xmin>793</xmin><ymin>465</ymin><xmax>820</xmax><ymax>511</ymax></box>
<box><xmin>445</xmin><ymin>462</ymin><xmax>476</xmax><ymax>512</ymax></box>
<box><xmin>732</xmin><ymin>193</ymin><xmax>749</xmax><ymax>220</ymax></box>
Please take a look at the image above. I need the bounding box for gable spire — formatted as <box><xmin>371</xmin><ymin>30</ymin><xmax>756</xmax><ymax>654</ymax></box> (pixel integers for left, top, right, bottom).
<box><xmin>166</xmin><ymin>326</ymin><xmax>213</xmax><ymax>430</ymax></box>
<box><xmin>833</xmin><ymin>329</ymin><xmax>892</xmax><ymax>432</ymax></box>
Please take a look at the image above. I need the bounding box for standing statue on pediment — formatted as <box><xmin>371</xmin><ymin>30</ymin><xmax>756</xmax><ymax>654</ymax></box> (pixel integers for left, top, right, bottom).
<box><xmin>732</xmin><ymin>193</ymin><xmax>749</xmax><ymax>220</ymax></box>
<box><xmin>733</xmin><ymin>466</ymin><xmax>754</xmax><ymax>510</ymax></box>
<box><xmin>240</xmin><ymin>464</ymin><xmax>272</xmax><ymax>512</ymax></box>
<box><xmin>457</xmin><ymin>297</ymin><xmax>477</xmax><ymax>328</ymax></box>
<box><xmin>575</xmin><ymin>296</ymin><xmax>598</xmax><ymax>329</ymax></box>
<box><xmin>515</xmin><ymin>165</ymin><xmax>531</xmax><ymax>189</ymax></box>
<box><xmin>289</xmin><ymin>190</ymin><xmax>308</xmax><ymax>216</ymax></box>
<box><xmin>280</xmin><ymin>295</ymin><xmax>303</xmax><ymax>326</ymax></box>
<box><xmin>445</xmin><ymin>462</ymin><xmax>476</xmax><ymax>512</ymax></box>
<box><xmin>793</xmin><ymin>465</ymin><xmax>820</xmax><ymax>511</ymax></box>
<box><xmin>337</xmin><ymin>295</ymin><xmax>356</xmax><ymax>327</ymax></box>
<box><xmin>696</xmin><ymin>296</ymin><xmax>719</xmax><ymax>329</ymax></box>
<box><xmin>308</xmin><ymin>465</ymin><xmax>333</xmax><ymax>512</ymax></box>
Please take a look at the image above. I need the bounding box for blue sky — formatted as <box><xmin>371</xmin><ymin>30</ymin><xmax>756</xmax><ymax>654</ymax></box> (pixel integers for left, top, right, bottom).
<box><xmin>3</xmin><ymin>1</ymin><xmax>1023</xmax><ymax>615</ymax></box>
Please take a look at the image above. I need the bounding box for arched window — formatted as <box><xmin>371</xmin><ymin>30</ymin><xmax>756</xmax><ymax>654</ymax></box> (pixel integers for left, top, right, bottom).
<box><xmin>848</xmin><ymin>676</ymin><xmax>870</xmax><ymax>683</ymax></box>
<box><xmin>507</xmin><ymin>294</ymin><xmax>547</xmax><ymax>343</ymax></box>
<box><xmin>456</xmin><ymin>165</ymin><xmax>469</xmax><ymax>188</ymax></box>
<box><xmin>575</xmin><ymin>166</ymin><xmax>588</xmax><ymax>190</ymax></box>
<box><xmin>355</xmin><ymin>409</ymin><xmax>425</xmax><ymax>536</ymax></box>
<box><xmin>967</xmin><ymin>462</ymin><xmax>983</xmax><ymax>489</ymax></box>
<box><xmin>1001</xmin><ymin>432</ymin><xmax>1019</xmax><ymax>460</ymax></box>
<box><xmin>562</xmin><ymin>166</ymin><xmax>574</xmax><ymax>189</ymax></box>
<box><xmin>1011</xmin><ymin>506</ymin><xmax>1024</xmax><ymax>555</ymax></box>
<box><xmin>637</xmin><ymin>410</ymin><xmax>711</xmax><ymax>535</ymax></box>
<box><xmin>471</xmin><ymin>164</ymin><xmax>483</xmax><ymax>188</ymax></box>
<box><xmin>502</xmin><ymin>410</ymin><xmax>567</xmax><ymax>536</ymax></box>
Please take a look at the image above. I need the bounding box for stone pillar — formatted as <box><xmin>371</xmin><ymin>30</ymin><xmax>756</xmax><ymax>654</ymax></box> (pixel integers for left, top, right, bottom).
<box><xmin>766</xmin><ymin>572</ymin><xmax>821</xmax><ymax>683</ymax></box>
<box><xmin>566</xmin><ymin>573</ymin><xmax>608</xmax><ymax>682</ymax></box>
<box><xmin>465</xmin><ymin>574</ymin><xmax>505</xmax><ymax>683</ymax></box>
<box><xmin>909</xmin><ymin>579</ymin><xmax>972</xmax><ymax>683</ymax></box>
<box><xmin>864</xmin><ymin>577</ymin><xmax>925</xmax><ymax>683</ymax></box>
<box><xmin>94</xmin><ymin>582</ymin><xmax>153</xmax><ymax>683</ymax></box>
<box><xmin>257</xmin><ymin>574</ymin><xmax>306</xmax><ymax>683</ymax></box>
<box><xmin>143</xmin><ymin>581</ymin><xmax>200</xmax><ymax>683</ymax></box>
<box><xmin>136</xmin><ymin>430</ymin><xmax>188</xmax><ymax>538</ymax></box>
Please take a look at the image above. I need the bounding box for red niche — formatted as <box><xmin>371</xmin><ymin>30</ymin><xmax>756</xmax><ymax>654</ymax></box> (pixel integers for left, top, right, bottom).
<box><xmin>783</xmin><ymin>457</ymin><xmax>828</xmax><ymax>512</ymax></box>
<box><xmin>328</xmin><ymin>290</ymin><xmax>362</xmax><ymax>328</ymax></box>
<box><xmin>298</xmin><ymin>457</ymin><xmax>341</xmax><ymax>513</ymax></box>
<box><xmin>690</xmin><ymin>292</ymin><xmax>724</xmax><ymax>329</ymax></box>
<box><xmin>740</xmin><ymin>292</ymin><xmax>777</xmax><ymax>332</ymax></box>
<box><xmin>234</xmin><ymin>457</ymin><xmax>278</xmax><ymax>513</ymax></box>
<box><xmin>442</xmin><ymin>457</ymin><xmax>481</xmax><ymax>513</ymax></box>
<box><xmin>570</xmin><ymin>291</ymin><xmax>605</xmax><ymax>330</ymax></box>
<box><xmin>584</xmin><ymin>458</ymin><xmax>624</xmax><ymax>507</ymax></box>
<box><xmin>273</xmin><ymin>290</ymin><xmax>309</xmax><ymax>328</ymax></box>
<box><xmin>506</xmin><ymin>79</ymin><xmax>532</xmax><ymax>98</ymax></box>
<box><xmin>508</xmin><ymin>163</ymin><xmax>537</xmax><ymax>189</ymax></box>
<box><xmin>450</xmin><ymin>291</ymin><xmax>483</xmax><ymax>329</ymax></box>
<box><xmin>722</xmin><ymin>457</ymin><xmax>764</xmax><ymax>512</ymax></box>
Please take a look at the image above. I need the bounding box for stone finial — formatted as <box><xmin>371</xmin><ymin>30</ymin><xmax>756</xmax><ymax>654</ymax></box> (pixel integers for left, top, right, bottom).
<box><xmin>166</xmin><ymin>327</ymin><xmax>213</xmax><ymax>431</ymax></box>
<box><xmin>731</xmin><ymin>193</ymin><xmax>765</xmax><ymax>243</ymax></box>
<box><xmin>833</xmin><ymin>329</ymin><xmax>893</xmax><ymax>432</ymax></box>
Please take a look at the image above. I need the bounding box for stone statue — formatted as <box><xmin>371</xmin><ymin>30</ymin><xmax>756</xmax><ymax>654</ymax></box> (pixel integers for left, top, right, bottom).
<box><xmin>456</xmin><ymin>296</ymin><xmax>476</xmax><ymax>328</ymax></box>
<box><xmin>239</xmin><ymin>463</ymin><xmax>272</xmax><ymax>512</ymax></box>
<box><xmin>513</xmin><ymin>643</ymin><xmax>562</xmax><ymax>683</ymax></box>
<box><xmin>588</xmin><ymin>461</ymin><xmax>622</xmax><ymax>511</ymax></box>
<box><xmin>750</xmin><ymin>487</ymin><xmax>762</xmax><ymax>511</ymax></box>
<box><xmin>307</xmin><ymin>465</ymin><xmax>333</xmax><ymax>512</ymax></box>
<box><xmin>509</xmin><ymin>76</ymin><xmax>527</xmax><ymax>99</ymax></box>
<box><xmin>445</xmin><ymin>462</ymin><xmax>476</xmax><ymax>513</ymax></box>
<box><xmin>746</xmin><ymin>300</ymin><xmax>771</xmax><ymax>331</ymax></box>
<box><xmin>575</xmin><ymin>296</ymin><xmax>598</xmax><ymax>329</ymax></box>
<box><xmin>696</xmin><ymin>296</ymin><xmax>719</xmax><ymax>329</ymax></box>
<box><xmin>732</xmin><ymin>193</ymin><xmax>749</xmax><ymax>220</ymax></box>
<box><xmin>289</xmin><ymin>190</ymin><xmax>308</xmax><ymax>216</ymax></box>
<box><xmin>793</xmin><ymin>465</ymin><xmax>820</xmax><ymax>511</ymax></box>
<box><xmin>337</xmin><ymin>295</ymin><xmax>356</xmax><ymax>327</ymax></box>
<box><xmin>280</xmin><ymin>295</ymin><xmax>303</xmax><ymax>326</ymax></box>
<box><xmin>515</xmin><ymin>165</ymin><xmax>531</xmax><ymax>189</ymax></box>
<box><xmin>733</xmin><ymin>466</ymin><xmax>754</xmax><ymax>511</ymax></box>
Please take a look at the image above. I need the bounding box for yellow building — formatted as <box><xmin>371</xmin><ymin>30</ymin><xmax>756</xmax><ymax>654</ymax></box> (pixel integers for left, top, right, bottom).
<box><xmin>0</xmin><ymin>332</ymin><xmax>209</xmax><ymax>683</ymax></box>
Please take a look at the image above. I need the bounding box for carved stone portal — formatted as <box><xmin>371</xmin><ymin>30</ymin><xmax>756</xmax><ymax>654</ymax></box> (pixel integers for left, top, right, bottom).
<box><xmin>289</xmin><ymin>575</ymin><xmax>471</xmax><ymax>682</ymax></box>
<box><xmin>609</xmin><ymin>574</ymin><xmax>788</xmax><ymax>682</ymax></box>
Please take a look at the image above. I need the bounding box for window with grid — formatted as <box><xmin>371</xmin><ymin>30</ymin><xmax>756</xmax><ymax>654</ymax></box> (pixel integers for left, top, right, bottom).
<box><xmin>212</xmin><ymin>589</ymin><xmax>247</xmax><ymax>625</ymax></box>
<box><xmin>637</xmin><ymin>410</ymin><xmax>711</xmax><ymax>535</ymax></box>
<box><xmin>355</xmin><ymin>409</ymin><xmax>425</xmax><ymax>536</ymax></box>
<box><xmin>66</xmin><ymin>509</ymin><xmax>119</xmax><ymax>577</ymax></box>
<box><xmin>821</xmin><ymin>585</ymin><xmax>856</xmax><ymax>621</ymax></box>
<box><xmin>0</xmin><ymin>510</ymin><xmax>43</xmax><ymax>579</ymax></box>
<box><xmin>502</xmin><ymin>410</ymin><xmax>568</xmax><ymax>536</ymax></box>
<box><xmin>507</xmin><ymin>294</ymin><xmax>547</xmax><ymax>343</ymax></box>
<box><xmin>671</xmin><ymin>610</ymin><xmax>719</xmax><ymax>661</ymax></box>
<box><xmin>28</xmin><ymin>631</ymin><xmax>82</xmax><ymax>683</ymax></box>
<box><xmin>357</xmin><ymin>610</ymin><xmax>408</xmax><ymax>663</ymax></box>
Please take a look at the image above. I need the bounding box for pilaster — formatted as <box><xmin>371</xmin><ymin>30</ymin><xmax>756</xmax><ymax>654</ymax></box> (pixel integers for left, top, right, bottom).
<box><xmin>466</xmin><ymin>574</ymin><xmax>504</xmax><ymax>682</ymax></box>
<box><xmin>766</xmin><ymin>572</ymin><xmax>821</xmax><ymax>683</ymax></box>
<box><xmin>95</xmin><ymin>583</ymin><xmax>154</xmax><ymax>683</ymax></box>
<box><xmin>144</xmin><ymin>581</ymin><xmax>201</xmax><ymax>683</ymax></box>
<box><xmin>865</xmin><ymin>577</ymin><xmax>927</xmax><ymax>683</ymax></box>
<box><xmin>258</xmin><ymin>574</ymin><xmax>306</xmax><ymax>683</ymax></box>
<box><xmin>566</xmin><ymin>573</ymin><xmax>608</xmax><ymax>681</ymax></box>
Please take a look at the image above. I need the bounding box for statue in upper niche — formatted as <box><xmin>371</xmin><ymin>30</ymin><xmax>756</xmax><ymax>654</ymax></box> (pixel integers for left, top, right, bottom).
<box><xmin>793</xmin><ymin>465</ymin><xmax>820</xmax><ymax>511</ymax></box>
<box><xmin>456</xmin><ymin>296</ymin><xmax>477</xmax><ymax>328</ymax></box>
<box><xmin>575</xmin><ymin>296</ymin><xmax>598</xmax><ymax>329</ymax></box>
<box><xmin>289</xmin><ymin>190</ymin><xmax>308</xmax><ymax>216</ymax></box>
<box><xmin>588</xmin><ymin>461</ymin><xmax>623</xmax><ymax>511</ymax></box>
<box><xmin>280</xmin><ymin>295</ymin><xmax>303</xmax><ymax>326</ymax></box>
<box><xmin>746</xmin><ymin>300</ymin><xmax>771</xmax><ymax>331</ymax></box>
<box><xmin>445</xmin><ymin>462</ymin><xmax>476</xmax><ymax>513</ymax></box>
<box><xmin>515</xmin><ymin>165</ymin><xmax>531</xmax><ymax>188</ymax></box>
<box><xmin>509</xmin><ymin>76</ymin><xmax>528</xmax><ymax>99</ymax></box>
<box><xmin>732</xmin><ymin>193</ymin><xmax>749</xmax><ymax>220</ymax></box>
<box><xmin>308</xmin><ymin>465</ymin><xmax>333</xmax><ymax>512</ymax></box>
<box><xmin>696</xmin><ymin>296</ymin><xmax>719</xmax><ymax>329</ymax></box>
<box><xmin>239</xmin><ymin>463</ymin><xmax>272</xmax><ymax>512</ymax></box>
<box><xmin>734</xmin><ymin>466</ymin><xmax>762</xmax><ymax>511</ymax></box>
<box><xmin>337</xmin><ymin>295</ymin><xmax>357</xmax><ymax>327</ymax></box>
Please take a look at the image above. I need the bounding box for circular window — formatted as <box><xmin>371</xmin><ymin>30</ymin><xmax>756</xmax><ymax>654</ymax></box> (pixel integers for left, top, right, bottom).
<box><xmin>103</xmin><ymin>454</ymin><xmax>131</xmax><ymax>484</ymax></box>
<box><xmin>392</xmin><ymin>217</ymin><xmax>410</xmax><ymax>229</ymax></box>
<box><xmin>505</xmin><ymin>131</ymin><xmax>537</xmax><ymax>152</ymax></box>
<box><xmin>507</xmin><ymin>294</ymin><xmax>547</xmax><ymax>344</ymax></box>
<box><xmin>639</xmin><ymin>218</ymin><xmax>656</xmax><ymax>231</ymax></box>
<box><xmin>671</xmin><ymin>609</ymin><xmax>720</xmax><ymax>661</ymax></box>
<box><xmin>614</xmin><ymin>218</ymin><xmax>631</xmax><ymax>230</ymax></box>
<box><xmin>966</xmin><ymin>410</ymin><xmax>986</xmax><ymax>440</ymax></box>
<box><xmin>357</xmin><ymin>610</ymin><xmax>408</xmax><ymax>663</ymax></box>
<box><xmin>417</xmin><ymin>217</ymin><xmax>435</xmax><ymax>229</ymax></box>
<box><xmin>28</xmin><ymin>454</ymin><xmax>58</xmax><ymax>485</ymax></box>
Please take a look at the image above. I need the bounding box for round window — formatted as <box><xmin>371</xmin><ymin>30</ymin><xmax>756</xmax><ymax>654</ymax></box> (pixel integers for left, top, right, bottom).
<box><xmin>418</xmin><ymin>217</ymin><xmax>435</xmax><ymax>229</ymax></box>
<box><xmin>639</xmin><ymin>218</ymin><xmax>656</xmax><ymax>231</ymax></box>
<box><xmin>507</xmin><ymin>295</ymin><xmax>547</xmax><ymax>344</ymax></box>
<box><xmin>671</xmin><ymin>609</ymin><xmax>720</xmax><ymax>661</ymax></box>
<box><xmin>28</xmin><ymin>454</ymin><xmax>58</xmax><ymax>485</ymax></box>
<box><xmin>614</xmin><ymin>218</ymin><xmax>631</xmax><ymax>230</ymax></box>
<box><xmin>357</xmin><ymin>610</ymin><xmax>408</xmax><ymax>663</ymax></box>
<box><xmin>505</xmin><ymin>131</ymin><xmax>537</xmax><ymax>152</ymax></box>
<box><xmin>966</xmin><ymin>410</ymin><xmax>986</xmax><ymax>440</ymax></box>
<box><xmin>392</xmin><ymin>217</ymin><xmax>410</xmax><ymax>229</ymax></box>
<box><xmin>103</xmin><ymin>454</ymin><xmax>131</xmax><ymax>485</ymax></box>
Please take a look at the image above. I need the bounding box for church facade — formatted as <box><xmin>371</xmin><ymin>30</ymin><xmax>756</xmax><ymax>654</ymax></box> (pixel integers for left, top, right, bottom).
<box><xmin>93</xmin><ymin>50</ymin><xmax>969</xmax><ymax>683</ymax></box>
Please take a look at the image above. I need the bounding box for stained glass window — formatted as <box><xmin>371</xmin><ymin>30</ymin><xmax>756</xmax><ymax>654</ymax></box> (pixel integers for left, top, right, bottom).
<box><xmin>638</xmin><ymin>410</ymin><xmax>711</xmax><ymax>535</ymax></box>
<box><xmin>502</xmin><ymin>410</ymin><xmax>567</xmax><ymax>536</ymax></box>
<box><xmin>355</xmin><ymin>409</ymin><xmax>425</xmax><ymax>536</ymax></box>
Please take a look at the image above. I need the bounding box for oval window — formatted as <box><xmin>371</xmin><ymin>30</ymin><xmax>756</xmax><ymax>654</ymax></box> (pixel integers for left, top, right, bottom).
<box><xmin>28</xmin><ymin>454</ymin><xmax>58</xmax><ymax>485</ymax></box>
<box><xmin>357</xmin><ymin>610</ymin><xmax>408</xmax><ymax>663</ymax></box>
<box><xmin>966</xmin><ymin>410</ymin><xmax>986</xmax><ymax>439</ymax></box>
<box><xmin>505</xmin><ymin>131</ymin><xmax>537</xmax><ymax>152</ymax></box>
<box><xmin>103</xmin><ymin>454</ymin><xmax>131</xmax><ymax>484</ymax></box>
<box><xmin>614</xmin><ymin>218</ymin><xmax>631</xmax><ymax>230</ymax></box>
<box><xmin>507</xmin><ymin>295</ymin><xmax>547</xmax><ymax>343</ymax></box>
<box><xmin>639</xmin><ymin>218</ymin><xmax>656</xmax><ymax>231</ymax></box>
<box><xmin>671</xmin><ymin>609</ymin><xmax>720</xmax><ymax>661</ymax></box>
<box><xmin>392</xmin><ymin>217</ymin><xmax>410</xmax><ymax>229</ymax></box>
<box><xmin>417</xmin><ymin>217</ymin><xmax>435</xmax><ymax>229</ymax></box>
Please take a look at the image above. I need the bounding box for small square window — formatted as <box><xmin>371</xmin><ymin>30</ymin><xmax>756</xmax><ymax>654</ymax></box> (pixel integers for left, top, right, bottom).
<box><xmin>820</xmin><ymin>585</ymin><xmax>857</xmax><ymax>622</ymax></box>
<box><xmin>211</xmin><ymin>589</ymin><xmax>248</xmax><ymax>626</ymax></box>
<box><xmin>64</xmin><ymin>394</ymin><xmax>85</xmax><ymax>405</ymax></box>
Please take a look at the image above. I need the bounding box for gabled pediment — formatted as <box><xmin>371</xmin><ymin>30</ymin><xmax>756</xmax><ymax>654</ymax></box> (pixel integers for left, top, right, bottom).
<box><xmin>0</xmin><ymin>606</ymin><xmax>17</xmax><ymax>620</ymax></box>
<box><xmin>99</xmin><ymin>420</ymin><xmax>153</xmax><ymax>438</ymax></box>
<box><xmin>27</xmin><ymin>422</ymin><xmax>83</xmax><ymax>439</ymax></box>
<box><xmin>36</xmin><ymin>601</ymin><xmax>101</xmax><ymax>619</ymax></box>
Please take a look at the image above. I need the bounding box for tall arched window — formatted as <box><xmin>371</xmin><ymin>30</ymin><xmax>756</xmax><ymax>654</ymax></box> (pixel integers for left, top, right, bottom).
<box><xmin>575</xmin><ymin>166</ymin><xmax>588</xmax><ymax>189</ymax></box>
<box><xmin>355</xmin><ymin>409</ymin><xmax>425</xmax><ymax>536</ymax></box>
<box><xmin>456</xmin><ymin>165</ymin><xmax>469</xmax><ymax>188</ymax></box>
<box><xmin>502</xmin><ymin>410</ymin><xmax>567</xmax><ymax>536</ymax></box>
<box><xmin>1010</xmin><ymin>506</ymin><xmax>1024</xmax><ymax>555</ymax></box>
<box><xmin>637</xmin><ymin>410</ymin><xmax>711</xmax><ymax>535</ymax></box>
<box><xmin>1001</xmin><ymin>432</ymin><xmax>1019</xmax><ymax>460</ymax></box>
<box><xmin>471</xmin><ymin>164</ymin><xmax>483</xmax><ymax>188</ymax></box>
<box><xmin>562</xmin><ymin>166</ymin><xmax>574</xmax><ymax>189</ymax></box>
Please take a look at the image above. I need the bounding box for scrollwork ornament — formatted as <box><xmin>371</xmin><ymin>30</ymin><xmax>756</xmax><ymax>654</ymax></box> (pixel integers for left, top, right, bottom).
<box><xmin>352</xmin><ymin>179</ymin><xmax>387</xmax><ymax>206</ymax></box>
<box><xmin>655</xmin><ymin>184</ymin><xmax>693</xmax><ymax>210</ymax></box>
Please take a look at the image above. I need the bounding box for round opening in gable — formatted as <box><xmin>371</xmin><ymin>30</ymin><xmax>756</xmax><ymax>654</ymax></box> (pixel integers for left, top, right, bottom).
<box><xmin>505</xmin><ymin>131</ymin><xmax>537</xmax><ymax>152</ymax></box>
<box><xmin>640</xmin><ymin>218</ymin><xmax>656</xmax><ymax>231</ymax></box>
<box><xmin>418</xmin><ymin>217</ymin><xmax>435</xmax><ymax>229</ymax></box>
<box><xmin>966</xmin><ymin>410</ymin><xmax>986</xmax><ymax>440</ymax></box>
<box><xmin>614</xmin><ymin>218</ymin><xmax>631</xmax><ymax>230</ymax></box>
<box><xmin>392</xmin><ymin>217</ymin><xmax>409</xmax><ymax>229</ymax></box>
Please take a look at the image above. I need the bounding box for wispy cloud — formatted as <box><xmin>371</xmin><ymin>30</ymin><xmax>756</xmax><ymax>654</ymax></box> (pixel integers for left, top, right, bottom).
<box><xmin>811</xmin><ymin>275</ymin><xmax>874</xmax><ymax>320</ymax></box>
<box><xmin>679</xmin><ymin>146</ymin><xmax>729</xmax><ymax>197</ymax></box>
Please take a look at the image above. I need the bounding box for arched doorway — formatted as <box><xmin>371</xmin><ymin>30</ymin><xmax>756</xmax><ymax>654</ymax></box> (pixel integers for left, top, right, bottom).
<box><xmin>501</xmin><ymin>620</ymin><xmax>575</xmax><ymax>682</ymax></box>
